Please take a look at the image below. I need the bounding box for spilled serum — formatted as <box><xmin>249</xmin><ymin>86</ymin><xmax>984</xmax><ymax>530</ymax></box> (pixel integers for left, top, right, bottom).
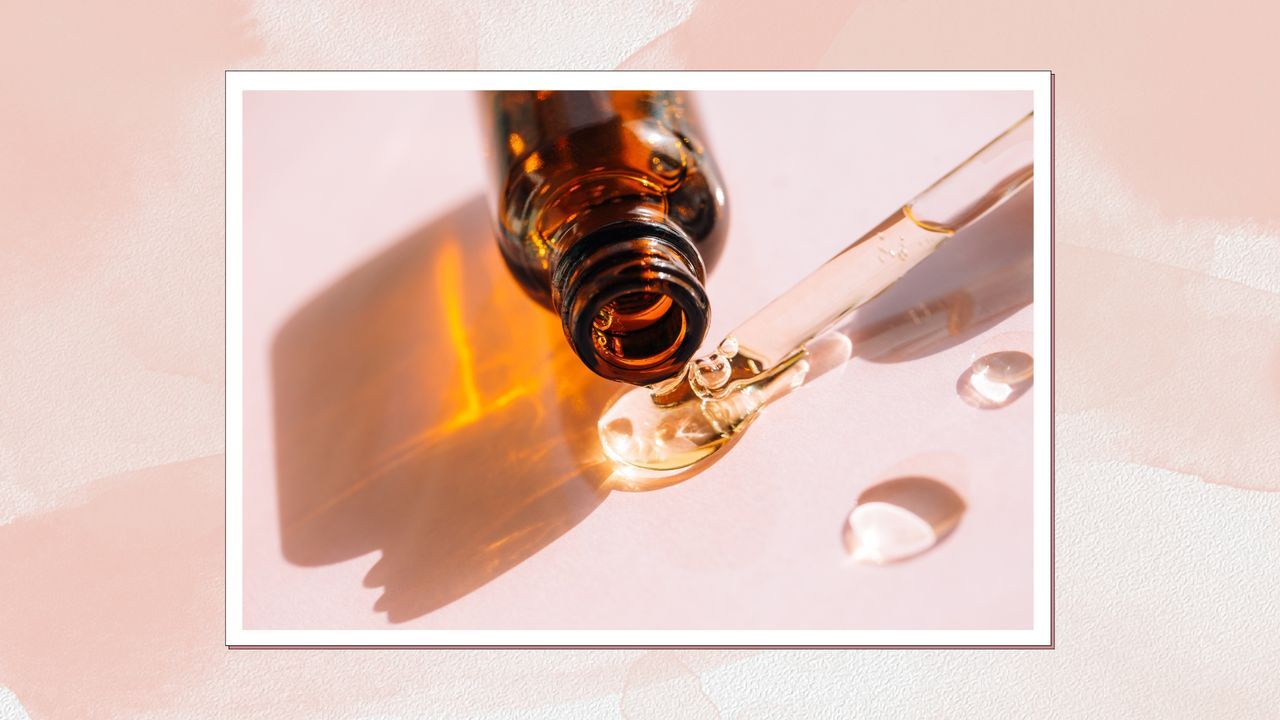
<box><xmin>482</xmin><ymin>91</ymin><xmax>729</xmax><ymax>385</ymax></box>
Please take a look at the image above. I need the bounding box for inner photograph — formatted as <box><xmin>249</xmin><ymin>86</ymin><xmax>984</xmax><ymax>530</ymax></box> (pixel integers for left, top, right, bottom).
<box><xmin>231</xmin><ymin>76</ymin><xmax>1047</xmax><ymax>645</ymax></box>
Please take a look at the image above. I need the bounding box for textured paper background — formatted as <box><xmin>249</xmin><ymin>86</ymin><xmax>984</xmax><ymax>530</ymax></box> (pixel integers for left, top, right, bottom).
<box><xmin>2</xmin><ymin>1</ymin><xmax>1278</xmax><ymax>717</ymax></box>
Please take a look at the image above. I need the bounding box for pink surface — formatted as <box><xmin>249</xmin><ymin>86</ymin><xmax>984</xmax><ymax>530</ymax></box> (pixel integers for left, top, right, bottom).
<box><xmin>242</xmin><ymin>90</ymin><xmax>1034</xmax><ymax>631</ymax></box>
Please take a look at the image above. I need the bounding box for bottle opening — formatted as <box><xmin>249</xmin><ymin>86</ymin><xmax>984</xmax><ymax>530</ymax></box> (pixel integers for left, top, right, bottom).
<box><xmin>553</xmin><ymin>221</ymin><xmax>709</xmax><ymax>385</ymax></box>
<box><xmin>591</xmin><ymin>292</ymin><xmax>688</xmax><ymax>369</ymax></box>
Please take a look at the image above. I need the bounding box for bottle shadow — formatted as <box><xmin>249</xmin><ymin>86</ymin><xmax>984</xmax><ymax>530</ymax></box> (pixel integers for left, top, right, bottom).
<box><xmin>272</xmin><ymin>196</ymin><xmax>619</xmax><ymax>623</ymax></box>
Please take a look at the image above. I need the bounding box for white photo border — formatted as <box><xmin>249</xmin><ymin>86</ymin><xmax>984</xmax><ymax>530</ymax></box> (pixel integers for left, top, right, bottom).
<box><xmin>226</xmin><ymin>70</ymin><xmax>1054</xmax><ymax>648</ymax></box>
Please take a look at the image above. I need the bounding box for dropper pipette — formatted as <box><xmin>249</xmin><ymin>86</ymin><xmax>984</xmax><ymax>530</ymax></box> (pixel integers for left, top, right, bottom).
<box><xmin>600</xmin><ymin>113</ymin><xmax>1035</xmax><ymax>474</ymax></box>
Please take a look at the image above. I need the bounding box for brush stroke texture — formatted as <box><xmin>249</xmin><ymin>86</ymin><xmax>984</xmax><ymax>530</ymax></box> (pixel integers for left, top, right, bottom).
<box><xmin>1</xmin><ymin>0</ymin><xmax>1278</xmax><ymax>716</ymax></box>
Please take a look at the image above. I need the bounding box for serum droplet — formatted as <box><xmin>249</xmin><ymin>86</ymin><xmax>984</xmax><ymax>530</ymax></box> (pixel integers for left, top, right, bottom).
<box><xmin>957</xmin><ymin>350</ymin><xmax>1033</xmax><ymax>409</ymax></box>
<box><xmin>842</xmin><ymin>476</ymin><xmax>966</xmax><ymax>564</ymax></box>
<box><xmin>597</xmin><ymin>351</ymin><xmax>811</xmax><ymax>473</ymax></box>
<box><xmin>598</xmin><ymin>389</ymin><xmax>729</xmax><ymax>472</ymax></box>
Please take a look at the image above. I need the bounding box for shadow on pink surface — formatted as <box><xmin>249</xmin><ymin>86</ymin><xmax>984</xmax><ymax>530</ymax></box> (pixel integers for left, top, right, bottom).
<box><xmin>272</xmin><ymin>197</ymin><xmax>619</xmax><ymax>622</ymax></box>
<box><xmin>268</xmin><ymin>189</ymin><xmax>1030</xmax><ymax>623</ymax></box>
<box><xmin>838</xmin><ymin>185</ymin><xmax>1034</xmax><ymax>361</ymax></box>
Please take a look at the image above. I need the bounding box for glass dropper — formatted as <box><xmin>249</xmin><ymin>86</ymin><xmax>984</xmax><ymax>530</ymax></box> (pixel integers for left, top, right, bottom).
<box><xmin>599</xmin><ymin>113</ymin><xmax>1035</xmax><ymax>475</ymax></box>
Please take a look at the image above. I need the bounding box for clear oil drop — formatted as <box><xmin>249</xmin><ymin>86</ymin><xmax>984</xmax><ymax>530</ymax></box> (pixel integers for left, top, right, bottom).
<box><xmin>956</xmin><ymin>350</ymin><xmax>1033</xmax><ymax>409</ymax></box>
<box><xmin>597</xmin><ymin>349</ymin><xmax>810</xmax><ymax>472</ymax></box>
<box><xmin>842</xmin><ymin>476</ymin><xmax>966</xmax><ymax>564</ymax></box>
<box><xmin>598</xmin><ymin>388</ymin><xmax>730</xmax><ymax>472</ymax></box>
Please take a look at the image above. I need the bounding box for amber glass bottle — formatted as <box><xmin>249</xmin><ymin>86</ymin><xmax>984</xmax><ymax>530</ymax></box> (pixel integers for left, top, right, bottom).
<box><xmin>482</xmin><ymin>90</ymin><xmax>728</xmax><ymax>385</ymax></box>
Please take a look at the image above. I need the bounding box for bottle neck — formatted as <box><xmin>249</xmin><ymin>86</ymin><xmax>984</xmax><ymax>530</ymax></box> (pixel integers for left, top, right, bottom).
<box><xmin>551</xmin><ymin>214</ymin><xmax>709</xmax><ymax>385</ymax></box>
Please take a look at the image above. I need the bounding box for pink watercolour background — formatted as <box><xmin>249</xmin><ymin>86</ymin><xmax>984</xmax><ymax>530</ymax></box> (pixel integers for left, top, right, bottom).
<box><xmin>1</xmin><ymin>0</ymin><xmax>1278</xmax><ymax>718</ymax></box>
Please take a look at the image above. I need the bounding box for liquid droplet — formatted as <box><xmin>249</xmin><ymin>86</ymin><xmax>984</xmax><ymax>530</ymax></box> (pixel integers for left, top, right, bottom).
<box><xmin>598</xmin><ymin>388</ymin><xmax>729</xmax><ymax>472</ymax></box>
<box><xmin>597</xmin><ymin>351</ymin><xmax>811</xmax><ymax>472</ymax></box>
<box><xmin>957</xmin><ymin>350</ymin><xmax>1033</xmax><ymax>409</ymax></box>
<box><xmin>716</xmin><ymin>336</ymin><xmax>739</xmax><ymax>357</ymax></box>
<box><xmin>692</xmin><ymin>352</ymin><xmax>732</xmax><ymax>392</ymax></box>
<box><xmin>842</xmin><ymin>476</ymin><xmax>965</xmax><ymax>564</ymax></box>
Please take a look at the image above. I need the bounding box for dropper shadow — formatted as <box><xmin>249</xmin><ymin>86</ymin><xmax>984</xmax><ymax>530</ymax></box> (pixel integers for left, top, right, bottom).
<box><xmin>271</xmin><ymin>197</ymin><xmax>618</xmax><ymax>623</ymax></box>
<box><xmin>833</xmin><ymin>184</ymin><xmax>1035</xmax><ymax>364</ymax></box>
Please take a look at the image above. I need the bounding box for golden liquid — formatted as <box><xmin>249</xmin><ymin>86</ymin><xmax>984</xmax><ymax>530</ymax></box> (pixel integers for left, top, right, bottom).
<box><xmin>597</xmin><ymin>350</ymin><xmax>810</xmax><ymax>472</ymax></box>
<box><xmin>487</xmin><ymin>91</ymin><xmax>726</xmax><ymax>273</ymax></box>
<box><xmin>598</xmin><ymin>394</ymin><xmax>731</xmax><ymax>472</ymax></box>
<box><xmin>591</xmin><ymin>292</ymin><xmax>687</xmax><ymax>368</ymax></box>
<box><xmin>483</xmin><ymin>91</ymin><xmax>728</xmax><ymax>382</ymax></box>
